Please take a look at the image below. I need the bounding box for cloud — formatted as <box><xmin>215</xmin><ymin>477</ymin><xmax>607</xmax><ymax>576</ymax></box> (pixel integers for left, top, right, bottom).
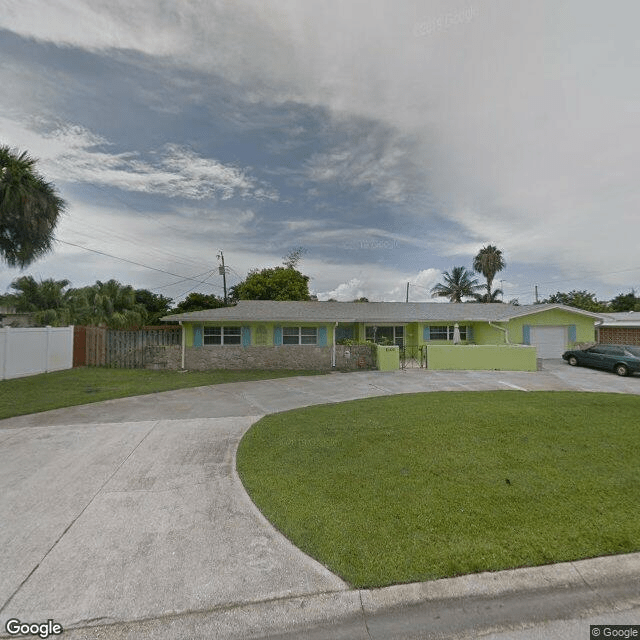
<box><xmin>1</xmin><ymin>119</ymin><xmax>278</xmax><ymax>201</ymax></box>
<box><xmin>305</xmin><ymin>129</ymin><xmax>416</xmax><ymax>204</ymax></box>
<box><xmin>313</xmin><ymin>263</ymin><xmax>442</xmax><ymax>302</ymax></box>
<box><xmin>3</xmin><ymin>0</ymin><xmax>640</xmax><ymax>300</ymax></box>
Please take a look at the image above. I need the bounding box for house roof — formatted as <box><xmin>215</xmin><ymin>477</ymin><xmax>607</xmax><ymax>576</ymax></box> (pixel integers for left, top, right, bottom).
<box><xmin>162</xmin><ymin>301</ymin><xmax>605</xmax><ymax>324</ymax></box>
<box><xmin>599</xmin><ymin>311</ymin><xmax>640</xmax><ymax>327</ymax></box>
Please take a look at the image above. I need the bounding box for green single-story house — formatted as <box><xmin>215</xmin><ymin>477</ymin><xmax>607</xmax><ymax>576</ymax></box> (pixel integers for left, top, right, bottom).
<box><xmin>161</xmin><ymin>301</ymin><xmax>604</xmax><ymax>371</ymax></box>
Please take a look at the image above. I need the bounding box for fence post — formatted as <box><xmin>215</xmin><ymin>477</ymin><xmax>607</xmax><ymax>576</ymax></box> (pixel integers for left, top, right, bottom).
<box><xmin>1</xmin><ymin>327</ymin><xmax>8</xmax><ymax>381</ymax></box>
<box><xmin>45</xmin><ymin>325</ymin><xmax>52</xmax><ymax>373</ymax></box>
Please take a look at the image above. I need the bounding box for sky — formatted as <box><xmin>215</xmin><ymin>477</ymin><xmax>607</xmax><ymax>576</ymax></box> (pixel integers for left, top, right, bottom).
<box><xmin>1</xmin><ymin>0</ymin><xmax>638</xmax><ymax>305</ymax></box>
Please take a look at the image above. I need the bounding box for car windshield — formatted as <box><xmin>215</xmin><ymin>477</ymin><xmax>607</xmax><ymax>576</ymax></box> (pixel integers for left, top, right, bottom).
<box><xmin>624</xmin><ymin>346</ymin><xmax>640</xmax><ymax>357</ymax></box>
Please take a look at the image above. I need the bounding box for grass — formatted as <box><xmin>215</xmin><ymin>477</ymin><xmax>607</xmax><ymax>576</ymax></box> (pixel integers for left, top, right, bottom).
<box><xmin>0</xmin><ymin>367</ymin><xmax>323</xmax><ymax>420</ymax></box>
<box><xmin>237</xmin><ymin>391</ymin><xmax>640</xmax><ymax>588</ymax></box>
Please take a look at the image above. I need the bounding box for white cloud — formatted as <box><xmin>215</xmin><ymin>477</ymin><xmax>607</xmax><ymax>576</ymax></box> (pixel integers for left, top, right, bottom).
<box><xmin>1</xmin><ymin>118</ymin><xmax>277</xmax><ymax>201</ymax></box>
<box><xmin>313</xmin><ymin>262</ymin><xmax>442</xmax><ymax>302</ymax></box>
<box><xmin>305</xmin><ymin>125</ymin><xmax>418</xmax><ymax>204</ymax></box>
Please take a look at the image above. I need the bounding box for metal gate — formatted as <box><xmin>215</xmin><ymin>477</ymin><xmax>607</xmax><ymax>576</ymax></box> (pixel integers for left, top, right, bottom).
<box><xmin>400</xmin><ymin>345</ymin><xmax>426</xmax><ymax>369</ymax></box>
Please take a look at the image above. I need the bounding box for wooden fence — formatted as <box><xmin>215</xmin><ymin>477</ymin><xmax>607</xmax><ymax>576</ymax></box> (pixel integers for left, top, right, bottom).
<box><xmin>75</xmin><ymin>326</ymin><xmax>181</xmax><ymax>368</ymax></box>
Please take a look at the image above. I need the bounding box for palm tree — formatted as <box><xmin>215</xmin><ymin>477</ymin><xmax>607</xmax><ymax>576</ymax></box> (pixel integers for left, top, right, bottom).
<box><xmin>82</xmin><ymin>280</ymin><xmax>148</xmax><ymax>328</ymax></box>
<box><xmin>473</xmin><ymin>245</ymin><xmax>505</xmax><ymax>301</ymax></box>
<box><xmin>431</xmin><ymin>266</ymin><xmax>483</xmax><ymax>302</ymax></box>
<box><xmin>0</xmin><ymin>146</ymin><xmax>65</xmax><ymax>268</ymax></box>
<box><xmin>473</xmin><ymin>286</ymin><xmax>504</xmax><ymax>303</ymax></box>
<box><xmin>7</xmin><ymin>275</ymin><xmax>73</xmax><ymax>325</ymax></box>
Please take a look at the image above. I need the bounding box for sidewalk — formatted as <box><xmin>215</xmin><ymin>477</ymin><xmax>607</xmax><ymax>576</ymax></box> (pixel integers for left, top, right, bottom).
<box><xmin>1</xmin><ymin>365</ymin><xmax>638</xmax><ymax>638</ymax></box>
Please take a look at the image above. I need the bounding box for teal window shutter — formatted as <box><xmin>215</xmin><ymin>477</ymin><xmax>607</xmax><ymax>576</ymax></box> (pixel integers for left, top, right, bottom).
<box><xmin>242</xmin><ymin>326</ymin><xmax>251</xmax><ymax>347</ymax></box>
<box><xmin>274</xmin><ymin>326</ymin><xmax>283</xmax><ymax>346</ymax></box>
<box><xmin>193</xmin><ymin>325</ymin><xmax>203</xmax><ymax>347</ymax></box>
<box><xmin>467</xmin><ymin>326</ymin><xmax>474</xmax><ymax>343</ymax></box>
<box><xmin>317</xmin><ymin>326</ymin><xmax>327</xmax><ymax>346</ymax></box>
<box><xmin>568</xmin><ymin>324</ymin><xmax>577</xmax><ymax>343</ymax></box>
<box><xmin>423</xmin><ymin>326</ymin><xmax>431</xmax><ymax>341</ymax></box>
<box><xmin>522</xmin><ymin>325</ymin><xmax>530</xmax><ymax>345</ymax></box>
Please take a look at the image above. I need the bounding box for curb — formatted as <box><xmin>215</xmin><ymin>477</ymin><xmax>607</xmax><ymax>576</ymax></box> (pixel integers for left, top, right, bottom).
<box><xmin>31</xmin><ymin>552</ymin><xmax>640</xmax><ymax>640</ymax></box>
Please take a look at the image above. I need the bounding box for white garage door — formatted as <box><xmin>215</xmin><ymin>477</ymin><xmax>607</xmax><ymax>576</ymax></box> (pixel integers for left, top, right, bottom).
<box><xmin>529</xmin><ymin>326</ymin><xmax>568</xmax><ymax>359</ymax></box>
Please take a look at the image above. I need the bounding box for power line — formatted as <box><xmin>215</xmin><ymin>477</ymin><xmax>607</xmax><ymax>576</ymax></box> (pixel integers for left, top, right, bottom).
<box><xmin>151</xmin><ymin>269</ymin><xmax>217</xmax><ymax>290</ymax></box>
<box><xmin>175</xmin><ymin>270</ymin><xmax>219</xmax><ymax>299</ymax></box>
<box><xmin>64</xmin><ymin>224</ymin><xmax>204</xmax><ymax>274</ymax></box>
<box><xmin>56</xmin><ymin>238</ymin><xmax>224</xmax><ymax>290</ymax></box>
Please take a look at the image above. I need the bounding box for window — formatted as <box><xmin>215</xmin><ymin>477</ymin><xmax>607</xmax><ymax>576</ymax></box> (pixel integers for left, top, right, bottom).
<box><xmin>427</xmin><ymin>325</ymin><xmax>468</xmax><ymax>341</ymax></box>
<box><xmin>365</xmin><ymin>325</ymin><xmax>404</xmax><ymax>347</ymax></box>
<box><xmin>429</xmin><ymin>326</ymin><xmax>449</xmax><ymax>340</ymax></box>
<box><xmin>283</xmin><ymin>326</ymin><xmax>318</xmax><ymax>345</ymax></box>
<box><xmin>204</xmin><ymin>326</ymin><xmax>241</xmax><ymax>345</ymax></box>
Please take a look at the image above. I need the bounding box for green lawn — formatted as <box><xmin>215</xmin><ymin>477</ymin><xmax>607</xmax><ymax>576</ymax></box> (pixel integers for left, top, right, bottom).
<box><xmin>0</xmin><ymin>367</ymin><xmax>322</xmax><ymax>420</ymax></box>
<box><xmin>237</xmin><ymin>391</ymin><xmax>640</xmax><ymax>588</ymax></box>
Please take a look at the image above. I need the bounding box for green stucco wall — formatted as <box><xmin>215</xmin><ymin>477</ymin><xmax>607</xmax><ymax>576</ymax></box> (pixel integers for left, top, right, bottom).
<box><xmin>376</xmin><ymin>344</ymin><xmax>400</xmax><ymax>371</ymax></box>
<box><xmin>507</xmin><ymin>309</ymin><xmax>596</xmax><ymax>345</ymax></box>
<box><xmin>426</xmin><ymin>345</ymin><xmax>537</xmax><ymax>371</ymax></box>
<box><xmin>470</xmin><ymin>322</ymin><xmax>506</xmax><ymax>345</ymax></box>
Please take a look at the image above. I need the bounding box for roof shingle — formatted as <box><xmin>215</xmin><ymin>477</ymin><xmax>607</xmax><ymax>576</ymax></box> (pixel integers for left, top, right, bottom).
<box><xmin>162</xmin><ymin>301</ymin><xmax>605</xmax><ymax>323</ymax></box>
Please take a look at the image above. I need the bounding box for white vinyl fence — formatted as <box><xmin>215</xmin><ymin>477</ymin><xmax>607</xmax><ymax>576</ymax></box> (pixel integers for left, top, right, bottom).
<box><xmin>0</xmin><ymin>326</ymin><xmax>74</xmax><ymax>380</ymax></box>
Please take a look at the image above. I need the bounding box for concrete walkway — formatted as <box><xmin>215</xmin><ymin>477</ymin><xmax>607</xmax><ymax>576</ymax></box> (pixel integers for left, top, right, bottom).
<box><xmin>1</xmin><ymin>362</ymin><xmax>638</xmax><ymax>639</ymax></box>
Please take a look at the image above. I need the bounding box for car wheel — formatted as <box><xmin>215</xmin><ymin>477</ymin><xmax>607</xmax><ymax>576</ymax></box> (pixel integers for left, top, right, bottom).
<box><xmin>568</xmin><ymin>356</ymin><xmax>579</xmax><ymax>366</ymax></box>
<box><xmin>615</xmin><ymin>364</ymin><xmax>629</xmax><ymax>377</ymax></box>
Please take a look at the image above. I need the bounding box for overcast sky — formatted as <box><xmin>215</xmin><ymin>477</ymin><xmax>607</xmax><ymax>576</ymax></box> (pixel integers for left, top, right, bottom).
<box><xmin>1</xmin><ymin>0</ymin><xmax>638</xmax><ymax>304</ymax></box>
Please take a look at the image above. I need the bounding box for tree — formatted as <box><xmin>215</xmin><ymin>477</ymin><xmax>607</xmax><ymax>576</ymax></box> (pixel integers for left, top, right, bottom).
<box><xmin>231</xmin><ymin>253</ymin><xmax>311</xmax><ymax>302</ymax></box>
<box><xmin>75</xmin><ymin>280</ymin><xmax>148</xmax><ymax>328</ymax></box>
<box><xmin>6</xmin><ymin>275</ymin><xmax>73</xmax><ymax>326</ymax></box>
<box><xmin>473</xmin><ymin>245</ymin><xmax>505</xmax><ymax>302</ymax></box>
<box><xmin>170</xmin><ymin>292</ymin><xmax>228</xmax><ymax>314</ymax></box>
<box><xmin>134</xmin><ymin>289</ymin><xmax>173</xmax><ymax>325</ymax></box>
<box><xmin>282</xmin><ymin>247</ymin><xmax>306</xmax><ymax>269</ymax></box>
<box><xmin>473</xmin><ymin>286</ymin><xmax>503</xmax><ymax>303</ymax></box>
<box><xmin>609</xmin><ymin>290</ymin><xmax>640</xmax><ymax>312</ymax></box>
<box><xmin>0</xmin><ymin>146</ymin><xmax>65</xmax><ymax>268</ymax></box>
<box><xmin>6</xmin><ymin>277</ymin><xmax>182</xmax><ymax>328</ymax></box>
<box><xmin>542</xmin><ymin>290</ymin><xmax>607</xmax><ymax>312</ymax></box>
<box><xmin>431</xmin><ymin>266</ymin><xmax>483</xmax><ymax>302</ymax></box>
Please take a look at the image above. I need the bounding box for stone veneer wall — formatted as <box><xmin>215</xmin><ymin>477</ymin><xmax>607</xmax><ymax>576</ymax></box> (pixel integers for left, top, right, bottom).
<box><xmin>599</xmin><ymin>327</ymin><xmax>640</xmax><ymax>345</ymax></box>
<box><xmin>143</xmin><ymin>346</ymin><xmax>182</xmax><ymax>370</ymax></box>
<box><xmin>167</xmin><ymin>344</ymin><xmax>376</xmax><ymax>371</ymax></box>
<box><xmin>334</xmin><ymin>344</ymin><xmax>376</xmax><ymax>370</ymax></box>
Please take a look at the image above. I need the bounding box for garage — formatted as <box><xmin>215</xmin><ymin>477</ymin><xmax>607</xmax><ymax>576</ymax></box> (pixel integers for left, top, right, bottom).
<box><xmin>529</xmin><ymin>326</ymin><xmax>568</xmax><ymax>359</ymax></box>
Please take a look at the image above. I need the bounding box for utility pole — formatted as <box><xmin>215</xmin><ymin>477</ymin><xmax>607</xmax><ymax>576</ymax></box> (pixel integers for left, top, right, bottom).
<box><xmin>534</xmin><ymin>285</ymin><xmax>539</xmax><ymax>304</ymax></box>
<box><xmin>406</xmin><ymin>282</ymin><xmax>409</xmax><ymax>303</ymax></box>
<box><xmin>217</xmin><ymin>251</ymin><xmax>228</xmax><ymax>304</ymax></box>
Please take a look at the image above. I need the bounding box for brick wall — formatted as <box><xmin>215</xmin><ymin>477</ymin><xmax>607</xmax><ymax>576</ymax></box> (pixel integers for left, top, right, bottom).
<box><xmin>599</xmin><ymin>327</ymin><xmax>640</xmax><ymax>345</ymax></box>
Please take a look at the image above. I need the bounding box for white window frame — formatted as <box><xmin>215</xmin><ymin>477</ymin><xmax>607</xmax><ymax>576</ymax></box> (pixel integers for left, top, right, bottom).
<box><xmin>428</xmin><ymin>325</ymin><xmax>468</xmax><ymax>341</ymax></box>
<box><xmin>282</xmin><ymin>326</ymin><xmax>318</xmax><ymax>345</ymax></box>
<box><xmin>204</xmin><ymin>326</ymin><xmax>242</xmax><ymax>345</ymax></box>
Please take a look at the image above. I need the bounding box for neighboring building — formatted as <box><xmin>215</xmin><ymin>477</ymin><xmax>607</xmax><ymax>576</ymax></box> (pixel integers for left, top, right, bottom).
<box><xmin>162</xmin><ymin>301</ymin><xmax>603</xmax><ymax>371</ymax></box>
<box><xmin>598</xmin><ymin>311</ymin><xmax>640</xmax><ymax>345</ymax></box>
<box><xmin>0</xmin><ymin>306</ymin><xmax>36</xmax><ymax>328</ymax></box>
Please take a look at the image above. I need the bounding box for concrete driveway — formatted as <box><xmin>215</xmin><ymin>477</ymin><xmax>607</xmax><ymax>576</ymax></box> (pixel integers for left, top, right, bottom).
<box><xmin>1</xmin><ymin>362</ymin><xmax>638</xmax><ymax>639</ymax></box>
